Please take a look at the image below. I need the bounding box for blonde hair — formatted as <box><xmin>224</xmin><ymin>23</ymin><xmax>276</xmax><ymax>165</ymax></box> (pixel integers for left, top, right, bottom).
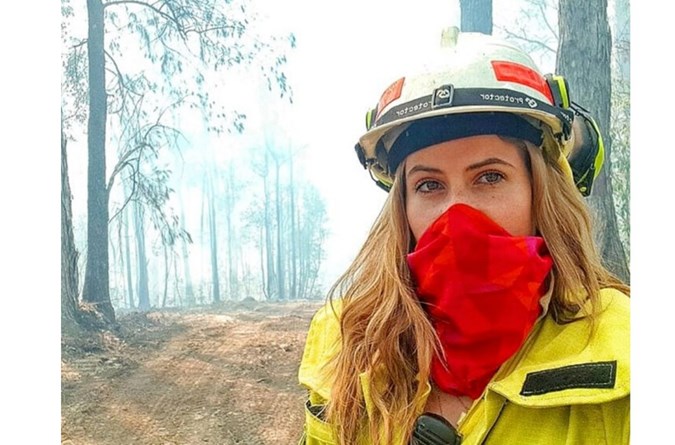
<box><xmin>323</xmin><ymin>138</ymin><xmax>629</xmax><ymax>445</ymax></box>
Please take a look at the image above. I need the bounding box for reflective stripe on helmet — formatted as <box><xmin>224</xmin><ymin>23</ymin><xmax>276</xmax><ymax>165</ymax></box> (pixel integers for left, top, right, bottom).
<box><xmin>491</xmin><ymin>60</ymin><xmax>554</xmax><ymax>104</ymax></box>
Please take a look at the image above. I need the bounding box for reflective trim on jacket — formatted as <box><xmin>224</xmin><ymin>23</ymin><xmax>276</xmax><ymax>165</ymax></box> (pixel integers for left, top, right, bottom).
<box><xmin>297</xmin><ymin>288</ymin><xmax>630</xmax><ymax>445</ymax></box>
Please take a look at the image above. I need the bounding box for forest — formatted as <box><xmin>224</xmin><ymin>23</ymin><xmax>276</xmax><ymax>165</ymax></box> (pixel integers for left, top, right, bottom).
<box><xmin>61</xmin><ymin>0</ymin><xmax>630</xmax><ymax>331</ymax></box>
<box><xmin>56</xmin><ymin>0</ymin><xmax>631</xmax><ymax>443</ymax></box>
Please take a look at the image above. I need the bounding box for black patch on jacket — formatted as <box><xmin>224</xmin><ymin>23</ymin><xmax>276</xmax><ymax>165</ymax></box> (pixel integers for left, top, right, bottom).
<box><xmin>520</xmin><ymin>361</ymin><xmax>617</xmax><ymax>396</ymax></box>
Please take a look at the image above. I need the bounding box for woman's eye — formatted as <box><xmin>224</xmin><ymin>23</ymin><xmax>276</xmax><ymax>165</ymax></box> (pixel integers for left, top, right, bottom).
<box><xmin>477</xmin><ymin>171</ymin><xmax>504</xmax><ymax>185</ymax></box>
<box><xmin>415</xmin><ymin>180</ymin><xmax>443</xmax><ymax>193</ymax></box>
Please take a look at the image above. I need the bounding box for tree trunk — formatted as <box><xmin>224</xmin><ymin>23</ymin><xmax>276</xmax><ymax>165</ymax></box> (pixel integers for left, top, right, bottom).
<box><xmin>556</xmin><ymin>0</ymin><xmax>629</xmax><ymax>282</ymax></box>
<box><xmin>109</xmin><ymin>214</ymin><xmax>121</xmax><ymax>307</ymax></box>
<box><xmin>263</xmin><ymin>150</ymin><xmax>275</xmax><ymax>299</ymax></box>
<box><xmin>134</xmin><ymin>200</ymin><xmax>151</xmax><ymax>310</ymax></box>
<box><xmin>460</xmin><ymin>0</ymin><xmax>493</xmax><ymax>34</ymax></box>
<box><xmin>298</xmin><ymin>213</ymin><xmax>308</xmax><ymax>300</ymax></box>
<box><xmin>179</xmin><ymin>200</ymin><xmax>194</xmax><ymax>306</ymax></box>
<box><xmin>115</xmin><ymin>211</ymin><xmax>125</xmax><ymax>307</ymax></box>
<box><xmin>82</xmin><ymin>0</ymin><xmax>115</xmax><ymax>321</ymax></box>
<box><xmin>274</xmin><ymin>155</ymin><xmax>285</xmax><ymax>300</ymax></box>
<box><xmin>224</xmin><ymin>165</ymin><xmax>238</xmax><ymax>300</ymax></box>
<box><xmin>289</xmin><ymin>155</ymin><xmax>298</xmax><ymax>300</ymax></box>
<box><xmin>123</xmin><ymin>204</ymin><xmax>135</xmax><ymax>309</ymax></box>
<box><xmin>61</xmin><ymin>129</ymin><xmax>81</xmax><ymax>331</ymax></box>
<box><xmin>200</xmin><ymin>177</ymin><xmax>207</xmax><ymax>305</ymax></box>
<box><xmin>207</xmin><ymin>172</ymin><xmax>221</xmax><ymax>303</ymax></box>
<box><xmin>162</xmin><ymin>244</ymin><xmax>169</xmax><ymax>307</ymax></box>
<box><xmin>173</xmin><ymin>257</ymin><xmax>183</xmax><ymax>307</ymax></box>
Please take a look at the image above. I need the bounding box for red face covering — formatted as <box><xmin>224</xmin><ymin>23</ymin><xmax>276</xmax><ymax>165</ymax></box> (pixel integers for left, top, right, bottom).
<box><xmin>406</xmin><ymin>204</ymin><xmax>553</xmax><ymax>399</ymax></box>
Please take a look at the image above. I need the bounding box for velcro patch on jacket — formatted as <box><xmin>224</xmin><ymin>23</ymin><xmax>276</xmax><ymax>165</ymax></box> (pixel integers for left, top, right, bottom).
<box><xmin>520</xmin><ymin>361</ymin><xmax>617</xmax><ymax>396</ymax></box>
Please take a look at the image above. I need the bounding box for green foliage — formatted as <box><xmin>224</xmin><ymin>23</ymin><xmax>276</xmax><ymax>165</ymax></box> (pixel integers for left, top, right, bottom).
<box><xmin>66</xmin><ymin>0</ymin><xmax>294</xmax><ymax>253</ymax></box>
<box><xmin>99</xmin><ymin>0</ymin><xmax>294</xmax><ymax>135</ymax></box>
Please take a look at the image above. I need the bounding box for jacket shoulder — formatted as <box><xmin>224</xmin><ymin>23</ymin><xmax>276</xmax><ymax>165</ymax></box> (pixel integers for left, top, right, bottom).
<box><xmin>589</xmin><ymin>288</ymin><xmax>630</xmax><ymax>376</ymax></box>
<box><xmin>597</xmin><ymin>287</ymin><xmax>629</xmax><ymax>325</ymax></box>
<box><xmin>298</xmin><ymin>300</ymin><xmax>343</xmax><ymax>401</ymax></box>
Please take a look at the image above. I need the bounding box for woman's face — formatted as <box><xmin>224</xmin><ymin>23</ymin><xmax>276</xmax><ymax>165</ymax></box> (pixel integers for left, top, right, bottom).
<box><xmin>405</xmin><ymin>135</ymin><xmax>534</xmax><ymax>242</ymax></box>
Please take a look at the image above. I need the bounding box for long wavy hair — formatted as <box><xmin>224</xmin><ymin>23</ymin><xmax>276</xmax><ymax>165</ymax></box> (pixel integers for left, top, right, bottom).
<box><xmin>323</xmin><ymin>138</ymin><xmax>629</xmax><ymax>445</ymax></box>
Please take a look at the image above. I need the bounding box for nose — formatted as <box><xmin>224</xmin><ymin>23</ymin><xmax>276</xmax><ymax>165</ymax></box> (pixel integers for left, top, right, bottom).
<box><xmin>443</xmin><ymin>186</ymin><xmax>473</xmax><ymax>213</ymax></box>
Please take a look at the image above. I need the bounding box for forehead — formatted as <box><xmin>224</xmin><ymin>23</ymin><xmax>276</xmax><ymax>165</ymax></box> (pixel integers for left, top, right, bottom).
<box><xmin>404</xmin><ymin>135</ymin><xmax>527</xmax><ymax>170</ymax></box>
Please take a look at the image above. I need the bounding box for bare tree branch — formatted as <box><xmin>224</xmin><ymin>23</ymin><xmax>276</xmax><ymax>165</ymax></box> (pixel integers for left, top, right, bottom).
<box><xmin>535</xmin><ymin>0</ymin><xmax>558</xmax><ymax>40</ymax></box>
<box><xmin>107</xmin><ymin>94</ymin><xmax>187</xmax><ymax>207</ymax></box>
<box><xmin>183</xmin><ymin>25</ymin><xmax>240</xmax><ymax>36</ymax></box>
<box><xmin>104</xmin><ymin>49</ymin><xmax>130</xmax><ymax>92</ymax></box>
<box><xmin>103</xmin><ymin>50</ymin><xmax>133</xmax><ymax>114</ymax></box>
<box><xmin>108</xmin><ymin>160</ymin><xmax>139</xmax><ymax>223</ymax></box>
<box><xmin>71</xmin><ymin>39</ymin><xmax>88</xmax><ymax>50</ymax></box>
<box><xmin>498</xmin><ymin>25</ymin><xmax>556</xmax><ymax>54</ymax></box>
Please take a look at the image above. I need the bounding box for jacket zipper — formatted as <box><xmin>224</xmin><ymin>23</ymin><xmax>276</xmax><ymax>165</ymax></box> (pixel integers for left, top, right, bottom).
<box><xmin>475</xmin><ymin>321</ymin><xmax>538</xmax><ymax>444</ymax></box>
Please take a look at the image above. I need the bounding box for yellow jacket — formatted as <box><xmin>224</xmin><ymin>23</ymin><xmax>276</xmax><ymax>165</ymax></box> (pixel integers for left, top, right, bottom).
<box><xmin>298</xmin><ymin>288</ymin><xmax>629</xmax><ymax>444</ymax></box>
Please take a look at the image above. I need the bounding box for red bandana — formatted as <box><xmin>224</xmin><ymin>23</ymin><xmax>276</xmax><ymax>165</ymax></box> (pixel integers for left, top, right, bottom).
<box><xmin>407</xmin><ymin>204</ymin><xmax>553</xmax><ymax>399</ymax></box>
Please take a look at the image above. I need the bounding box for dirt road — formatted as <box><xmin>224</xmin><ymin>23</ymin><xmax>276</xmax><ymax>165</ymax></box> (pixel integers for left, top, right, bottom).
<box><xmin>61</xmin><ymin>300</ymin><xmax>324</xmax><ymax>445</ymax></box>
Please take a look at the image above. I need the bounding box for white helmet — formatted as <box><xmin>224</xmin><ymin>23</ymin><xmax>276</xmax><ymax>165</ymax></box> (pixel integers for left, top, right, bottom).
<box><xmin>354</xmin><ymin>29</ymin><xmax>579</xmax><ymax>191</ymax></box>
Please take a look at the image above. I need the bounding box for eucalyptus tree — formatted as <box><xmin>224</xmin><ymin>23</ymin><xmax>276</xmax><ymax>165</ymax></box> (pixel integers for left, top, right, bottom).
<box><xmin>247</xmin><ymin>139</ymin><xmax>283</xmax><ymax>300</ymax></box>
<box><xmin>61</xmin><ymin>0</ymin><xmax>294</xmax><ymax>321</ymax></box>
<box><xmin>62</xmin><ymin>0</ymin><xmax>88</xmax><ymax>328</ymax></box>
<box><xmin>178</xmin><ymin>199</ymin><xmax>195</xmax><ymax>305</ymax></box>
<box><xmin>205</xmin><ymin>166</ymin><xmax>221</xmax><ymax>303</ymax></box>
<box><xmin>222</xmin><ymin>161</ymin><xmax>240</xmax><ymax>301</ymax></box>
<box><xmin>122</xmin><ymin>200</ymin><xmax>135</xmax><ymax>308</ymax></box>
<box><xmin>296</xmin><ymin>183</ymin><xmax>327</xmax><ymax>300</ymax></box>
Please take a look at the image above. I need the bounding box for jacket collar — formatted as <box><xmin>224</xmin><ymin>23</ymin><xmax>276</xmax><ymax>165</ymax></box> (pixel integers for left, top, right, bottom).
<box><xmin>486</xmin><ymin>288</ymin><xmax>630</xmax><ymax>407</ymax></box>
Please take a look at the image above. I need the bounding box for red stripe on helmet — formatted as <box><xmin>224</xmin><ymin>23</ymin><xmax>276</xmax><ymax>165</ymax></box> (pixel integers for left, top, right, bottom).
<box><xmin>376</xmin><ymin>77</ymin><xmax>405</xmax><ymax>120</ymax></box>
<box><xmin>491</xmin><ymin>61</ymin><xmax>554</xmax><ymax>104</ymax></box>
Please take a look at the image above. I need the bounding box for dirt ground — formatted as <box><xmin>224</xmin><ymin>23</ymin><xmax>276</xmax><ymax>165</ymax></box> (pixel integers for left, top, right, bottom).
<box><xmin>61</xmin><ymin>299</ymin><xmax>324</xmax><ymax>445</ymax></box>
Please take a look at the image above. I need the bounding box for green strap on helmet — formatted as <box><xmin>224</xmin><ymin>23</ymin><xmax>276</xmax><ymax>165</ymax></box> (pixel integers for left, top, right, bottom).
<box><xmin>365</xmin><ymin>108</ymin><xmax>377</xmax><ymax>131</ymax></box>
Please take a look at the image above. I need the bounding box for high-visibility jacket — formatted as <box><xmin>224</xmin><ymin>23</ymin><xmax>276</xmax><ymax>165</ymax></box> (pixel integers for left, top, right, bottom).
<box><xmin>298</xmin><ymin>288</ymin><xmax>629</xmax><ymax>444</ymax></box>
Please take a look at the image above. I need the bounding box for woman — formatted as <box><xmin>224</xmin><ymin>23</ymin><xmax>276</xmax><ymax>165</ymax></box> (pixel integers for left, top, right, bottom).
<box><xmin>298</xmin><ymin>30</ymin><xmax>629</xmax><ymax>445</ymax></box>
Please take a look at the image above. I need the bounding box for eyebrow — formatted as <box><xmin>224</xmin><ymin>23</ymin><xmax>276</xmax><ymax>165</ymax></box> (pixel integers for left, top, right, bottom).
<box><xmin>466</xmin><ymin>157</ymin><xmax>515</xmax><ymax>171</ymax></box>
<box><xmin>406</xmin><ymin>157</ymin><xmax>515</xmax><ymax>177</ymax></box>
<box><xmin>406</xmin><ymin>165</ymin><xmax>444</xmax><ymax>176</ymax></box>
